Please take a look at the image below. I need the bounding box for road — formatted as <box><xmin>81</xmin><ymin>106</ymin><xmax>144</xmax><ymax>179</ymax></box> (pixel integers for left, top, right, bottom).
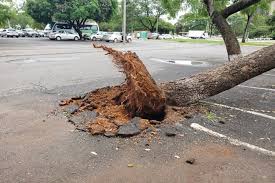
<box><xmin>0</xmin><ymin>38</ymin><xmax>274</xmax><ymax>183</ymax></box>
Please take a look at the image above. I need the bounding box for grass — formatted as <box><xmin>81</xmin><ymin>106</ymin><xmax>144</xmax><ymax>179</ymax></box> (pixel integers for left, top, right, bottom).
<box><xmin>206</xmin><ymin>112</ymin><xmax>219</xmax><ymax>122</ymax></box>
<box><xmin>241</xmin><ymin>42</ymin><xmax>274</xmax><ymax>46</ymax></box>
<box><xmin>168</xmin><ymin>38</ymin><xmax>274</xmax><ymax>47</ymax></box>
<box><xmin>170</xmin><ymin>38</ymin><xmax>224</xmax><ymax>45</ymax></box>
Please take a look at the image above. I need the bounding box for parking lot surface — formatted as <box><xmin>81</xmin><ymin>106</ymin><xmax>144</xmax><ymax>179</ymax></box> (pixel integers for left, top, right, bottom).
<box><xmin>0</xmin><ymin>38</ymin><xmax>274</xmax><ymax>182</ymax></box>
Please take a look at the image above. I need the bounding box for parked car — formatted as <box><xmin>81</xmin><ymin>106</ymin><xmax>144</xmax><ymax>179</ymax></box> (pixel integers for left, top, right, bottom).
<box><xmin>16</xmin><ymin>30</ymin><xmax>24</xmax><ymax>37</ymax></box>
<box><xmin>159</xmin><ymin>34</ymin><xmax>173</xmax><ymax>39</ymax></box>
<box><xmin>49</xmin><ymin>30</ymin><xmax>80</xmax><ymax>41</ymax></box>
<box><xmin>21</xmin><ymin>29</ymin><xmax>28</xmax><ymax>37</ymax></box>
<box><xmin>37</xmin><ymin>30</ymin><xmax>45</xmax><ymax>37</ymax></box>
<box><xmin>91</xmin><ymin>31</ymin><xmax>107</xmax><ymax>41</ymax></box>
<box><xmin>6</xmin><ymin>29</ymin><xmax>19</xmax><ymax>38</ymax></box>
<box><xmin>148</xmin><ymin>32</ymin><xmax>159</xmax><ymax>39</ymax></box>
<box><xmin>0</xmin><ymin>29</ymin><xmax>7</xmax><ymax>37</ymax></box>
<box><xmin>26</xmin><ymin>29</ymin><xmax>38</xmax><ymax>37</ymax></box>
<box><xmin>103</xmin><ymin>32</ymin><xmax>132</xmax><ymax>43</ymax></box>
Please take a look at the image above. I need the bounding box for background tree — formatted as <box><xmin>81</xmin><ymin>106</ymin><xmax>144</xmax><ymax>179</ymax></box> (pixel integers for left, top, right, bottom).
<box><xmin>9</xmin><ymin>12</ymin><xmax>39</xmax><ymax>29</ymax></box>
<box><xmin>240</xmin><ymin>0</ymin><xmax>271</xmax><ymax>42</ymax></box>
<box><xmin>26</xmin><ymin>0</ymin><xmax>117</xmax><ymax>38</ymax></box>
<box><xmin>26</xmin><ymin>0</ymin><xmax>55</xmax><ymax>25</ymax></box>
<box><xmin>131</xmin><ymin>0</ymin><xmax>167</xmax><ymax>32</ymax></box>
<box><xmin>99</xmin><ymin>0</ymin><xmax>175</xmax><ymax>34</ymax></box>
<box><xmin>162</xmin><ymin>0</ymin><xmax>264</xmax><ymax>61</ymax></box>
<box><xmin>267</xmin><ymin>12</ymin><xmax>275</xmax><ymax>39</ymax></box>
<box><xmin>227</xmin><ymin>13</ymin><xmax>246</xmax><ymax>37</ymax></box>
<box><xmin>0</xmin><ymin>0</ymin><xmax>13</xmax><ymax>27</ymax></box>
<box><xmin>176</xmin><ymin>12</ymin><xmax>210</xmax><ymax>33</ymax></box>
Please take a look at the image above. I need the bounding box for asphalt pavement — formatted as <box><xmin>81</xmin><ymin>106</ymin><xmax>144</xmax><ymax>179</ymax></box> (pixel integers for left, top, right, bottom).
<box><xmin>0</xmin><ymin>37</ymin><xmax>274</xmax><ymax>183</ymax></box>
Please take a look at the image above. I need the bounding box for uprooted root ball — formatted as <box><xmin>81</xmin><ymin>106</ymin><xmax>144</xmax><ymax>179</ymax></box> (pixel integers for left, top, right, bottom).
<box><xmin>60</xmin><ymin>45</ymin><xmax>203</xmax><ymax>137</ymax></box>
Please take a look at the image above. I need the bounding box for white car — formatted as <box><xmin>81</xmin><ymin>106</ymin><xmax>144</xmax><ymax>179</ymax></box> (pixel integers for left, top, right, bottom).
<box><xmin>159</xmin><ymin>34</ymin><xmax>173</xmax><ymax>39</ymax></box>
<box><xmin>6</xmin><ymin>29</ymin><xmax>19</xmax><ymax>38</ymax></box>
<box><xmin>91</xmin><ymin>31</ymin><xmax>107</xmax><ymax>41</ymax></box>
<box><xmin>103</xmin><ymin>32</ymin><xmax>132</xmax><ymax>43</ymax></box>
<box><xmin>0</xmin><ymin>29</ymin><xmax>7</xmax><ymax>37</ymax></box>
<box><xmin>25</xmin><ymin>29</ymin><xmax>39</xmax><ymax>37</ymax></box>
<box><xmin>49</xmin><ymin>30</ymin><xmax>80</xmax><ymax>41</ymax></box>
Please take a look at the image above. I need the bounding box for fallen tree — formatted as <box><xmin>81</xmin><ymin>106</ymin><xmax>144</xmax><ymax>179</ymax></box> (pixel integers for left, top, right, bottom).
<box><xmin>162</xmin><ymin>44</ymin><xmax>275</xmax><ymax>106</ymax></box>
<box><xmin>61</xmin><ymin>44</ymin><xmax>275</xmax><ymax>136</ymax></box>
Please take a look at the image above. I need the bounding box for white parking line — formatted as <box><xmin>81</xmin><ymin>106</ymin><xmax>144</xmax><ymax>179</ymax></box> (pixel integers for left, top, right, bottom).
<box><xmin>203</xmin><ymin>102</ymin><xmax>275</xmax><ymax>121</ymax></box>
<box><xmin>190</xmin><ymin>123</ymin><xmax>275</xmax><ymax>156</ymax></box>
<box><xmin>263</xmin><ymin>74</ymin><xmax>275</xmax><ymax>77</ymax></box>
<box><xmin>238</xmin><ymin>85</ymin><xmax>275</xmax><ymax>92</ymax></box>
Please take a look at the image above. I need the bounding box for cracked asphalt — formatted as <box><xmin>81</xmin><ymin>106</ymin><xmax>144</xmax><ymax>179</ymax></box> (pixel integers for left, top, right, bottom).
<box><xmin>0</xmin><ymin>38</ymin><xmax>274</xmax><ymax>183</ymax></box>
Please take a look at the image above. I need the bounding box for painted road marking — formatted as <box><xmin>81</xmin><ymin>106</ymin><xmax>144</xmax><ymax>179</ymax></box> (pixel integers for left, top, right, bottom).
<box><xmin>238</xmin><ymin>85</ymin><xmax>275</xmax><ymax>92</ymax></box>
<box><xmin>203</xmin><ymin>102</ymin><xmax>275</xmax><ymax>121</ymax></box>
<box><xmin>263</xmin><ymin>74</ymin><xmax>275</xmax><ymax>77</ymax></box>
<box><xmin>190</xmin><ymin>123</ymin><xmax>275</xmax><ymax>156</ymax></box>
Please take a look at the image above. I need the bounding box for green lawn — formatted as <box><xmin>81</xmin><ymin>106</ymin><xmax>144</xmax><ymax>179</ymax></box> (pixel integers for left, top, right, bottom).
<box><xmin>168</xmin><ymin>38</ymin><xmax>274</xmax><ymax>47</ymax></box>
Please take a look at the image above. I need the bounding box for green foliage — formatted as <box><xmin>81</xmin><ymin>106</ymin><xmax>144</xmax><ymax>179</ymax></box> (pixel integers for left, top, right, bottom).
<box><xmin>176</xmin><ymin>13</ymin><xmax>209</xmax><ymax>32</ymax></box>
<box><xmin>131</xmin><ymin>0</ymin><xmax>166</xmax><ymax>32</ymax></box>
<box><xmin>158</xmin><ymin>19</ymin><xmax>175</xmax><ymax>33</ymax></box>
<box><xmin>267</xmin><ymin>12</ymin><xmax>275</xmax><ymax>39</ymax></box>
<box><xmin>249</xmin><ymin>25</ymin><xmax>271</xmax><ymax>38</ymax></box>
<box><xmin>9</xmin><ymin>12</ymin><xmax>37</xmax><ymax>29</ymax></box>
<box><xmin>172</xmin><ymin>0</ymin><xmax>271</xmax><ymax>39</ymax></box>
<box><xmin>228</xmin><ymin>13</ymin><xmax>246</xmax><ymax>36</ymax></box>
<box><xmin>99</xmin><ymin>12</ymin><xmax>122</xmax><ymax>32</ymax></box>
<box><xmin>53</xmin><ymin>0</ymin><xmax>99</xmax><ymax>23</ymax></box>
<box><xmin>26</xmin><ymin>0</ymin><xmax>55</xmax><ymax>24</ymax></box>
<box><xmin>206</xmin><ymin>112</ymin><xmax>219</xmax><ymax>122</ymax></box>
<box><xmin>240</xmin><ymin>0</ymin><xmax>271</xmax><ymax>41</ymax></box>
<box><xmin>95</xmin><ymin>0</ymin><xmax>118</xmax><ymax>21</ymax></box>
<box><xmin>99</xmin><ymin>0</ymin><xmax>175</xmax><ymax>34</ymax></box>
<box><xmin>25</xmin><ymin>0</ymin><xmax>117</xmax><ymax>37</ymax></box>
<box><xmin>0</xmin><ymin>4</ymin><xmax>12</xmax><ymax>26</ymax></box>
<box><xmin>160</xmin><ymin>0</ymin><xmax>182</xmax><ymax>17</ymax></box>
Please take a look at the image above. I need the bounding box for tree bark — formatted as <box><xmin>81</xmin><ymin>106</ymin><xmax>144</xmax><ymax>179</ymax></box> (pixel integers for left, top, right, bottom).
<box><xmin>242</xmin><ymin>14</ymin><xmax>253</xmax><ymax>43</ymax></box>
<box><xmin>212</xmin><ymin>11</ymin><xmax>241</xmax><ymax>61</ymax></box>
<box><xmin>161</xmin><ymin>44</ymin><xmax>275</xmax><ymax>106</ymax></box>
<box><xmin>70</xmin><ymin>21</ymin><xmax>82</xmax><ymax>39</ymax></box>
<box><xmin>222</xmin><ymin>0</ymin><xmax>261</xmax><ymax>18</ymax></box>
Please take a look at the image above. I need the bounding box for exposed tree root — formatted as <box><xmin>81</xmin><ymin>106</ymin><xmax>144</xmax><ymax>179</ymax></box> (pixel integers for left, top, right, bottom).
<box><xmin>93</xmin><ymin>44</ymin><xmax>166</xmax><ymax>120</ymax></box>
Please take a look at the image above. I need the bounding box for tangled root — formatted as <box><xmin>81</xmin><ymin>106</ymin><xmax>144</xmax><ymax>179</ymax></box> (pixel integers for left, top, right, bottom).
<box><xmin>93</xmin><ymin>44</ymin><xmax>166</xmax><ymax>119</ymax></box>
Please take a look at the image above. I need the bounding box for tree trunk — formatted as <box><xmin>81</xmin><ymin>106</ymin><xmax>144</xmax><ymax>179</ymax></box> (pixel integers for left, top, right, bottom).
<box><xmin>209</xmin><ymin>22</ymin><xmax>214</xmax><ymax>37</ymax></box>
<box><xmin>161</xmin><ymin>44</ymin><xmax>275</xmax><ymax>106</ymax></box>
<box><xmin>72</xmin><ymin>24</ymin><xmax>82</xmax><ymax>39</ymax></box>
<box><xmin>212</xmin><ymin>11</ymin><xmax>241</xmax><ymax>61</ymax></box>
<box><xmin>242</xmin><ymin>14</ymin><xmax>253</xmax><ymax>43</ymax></box>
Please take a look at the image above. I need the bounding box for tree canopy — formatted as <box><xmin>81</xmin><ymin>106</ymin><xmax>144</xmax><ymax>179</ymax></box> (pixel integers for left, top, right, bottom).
<box><xmin>0</xmin><ymin>1</ymin><xmax>13</xmax><ymax>27</ymax></box>
<box><xmin>26</xmin><ymin>0</ymin><xmax>117</xmax><ymax>37</ymax></box>
<box><xmin>130</xmin><ymin>0</ymin><xmax>167</xmax><ymax>32</ymax></box>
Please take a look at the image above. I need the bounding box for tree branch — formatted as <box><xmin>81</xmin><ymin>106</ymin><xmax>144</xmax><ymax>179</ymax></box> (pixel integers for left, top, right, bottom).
<box><xmin>139</xmin><ymin>18</ymin><xmax>151</xmax><ymax>31</ymax></box>
<box><xmin>203</xmin><ymin>0</ymin><xmax>215</xmax><ymax>17</ymax></box>
<box><xmin>222</xmin><ymin>0</ymin><xmax>261</xmax><ymax>18</ymax></box>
